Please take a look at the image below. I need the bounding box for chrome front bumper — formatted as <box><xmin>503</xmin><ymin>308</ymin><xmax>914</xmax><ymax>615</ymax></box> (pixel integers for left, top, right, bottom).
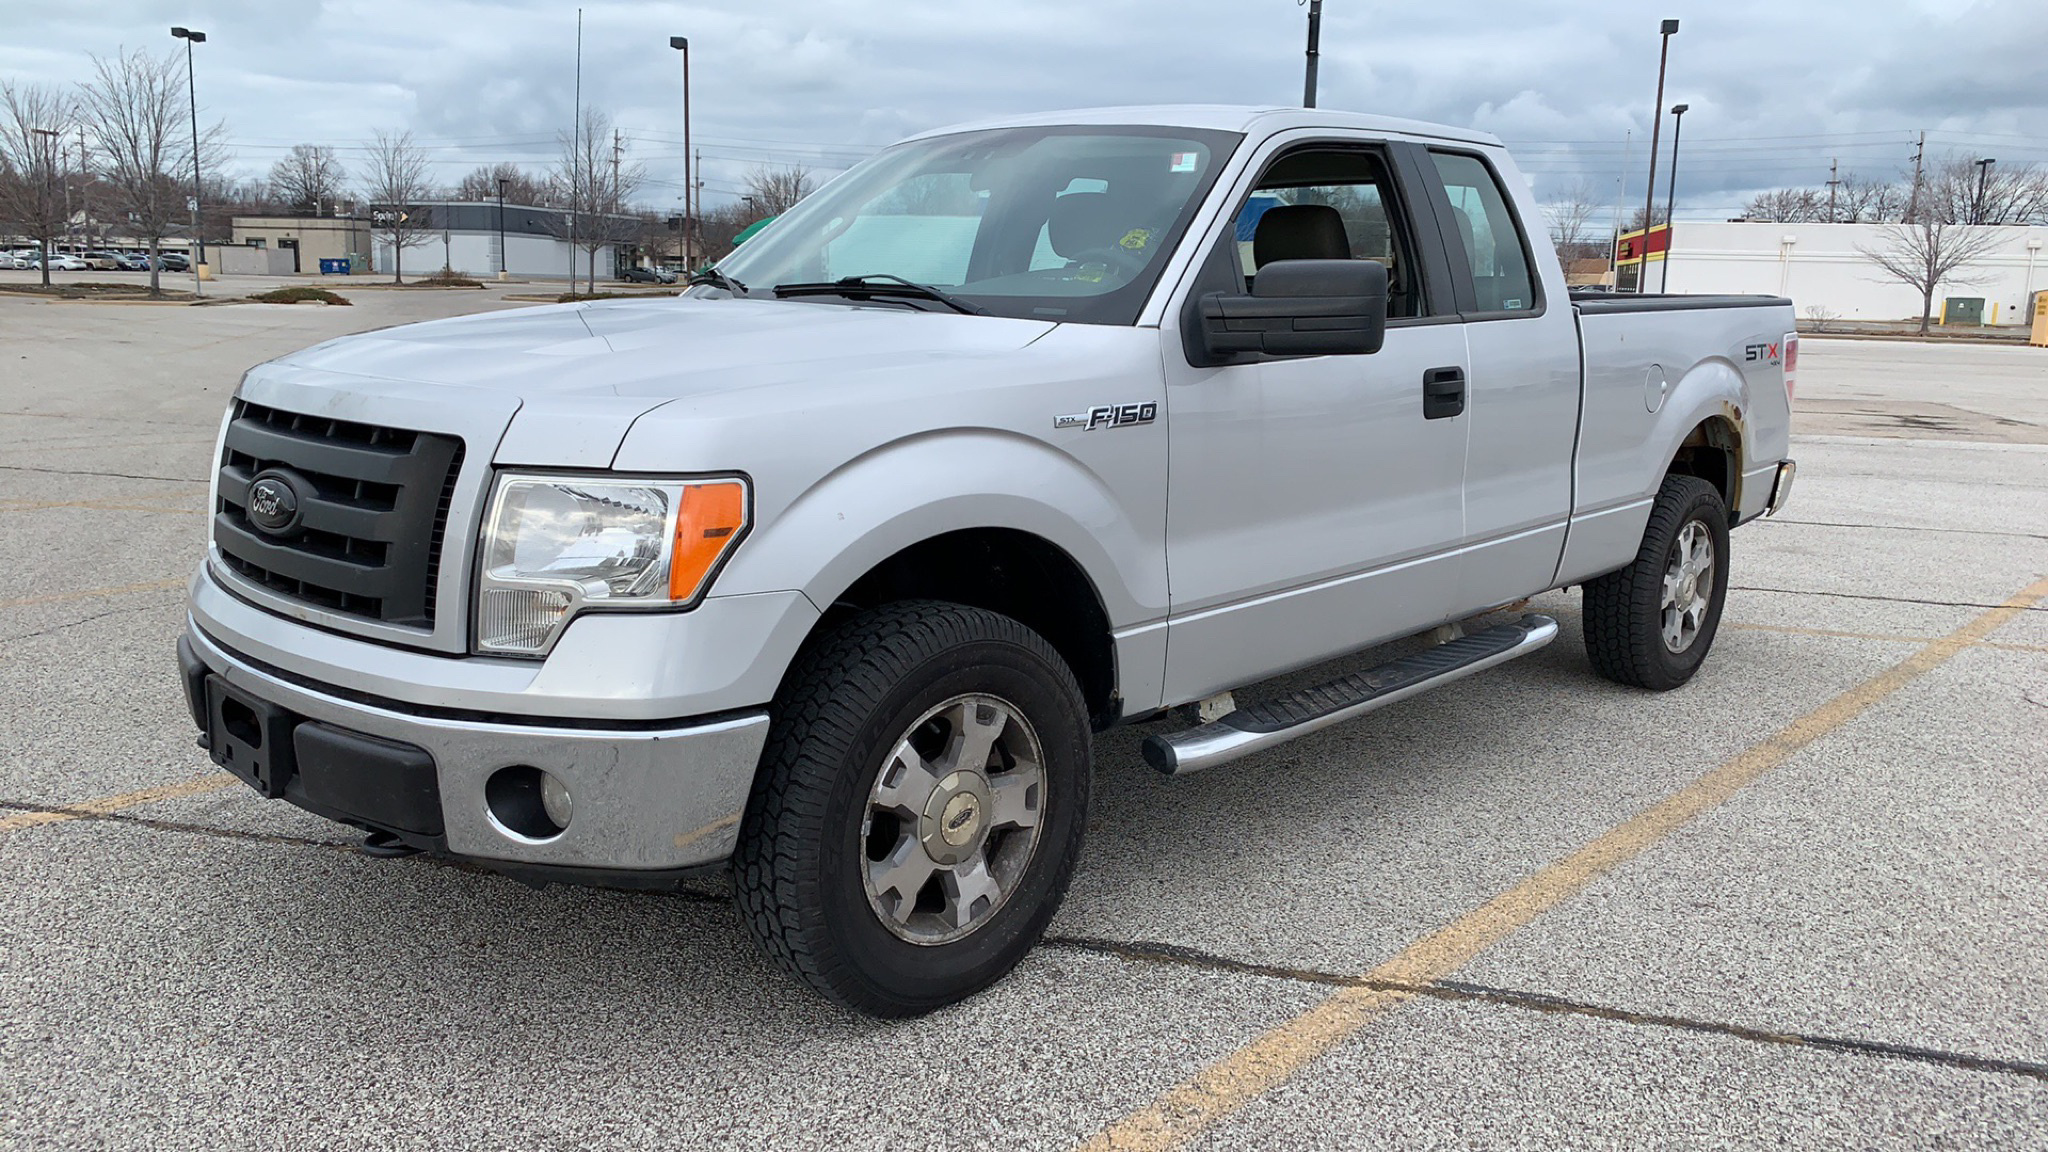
<box><xmin>182</xmin><ymin>620</ymin><xmax>771</xmax><ymax>876</ymax></box>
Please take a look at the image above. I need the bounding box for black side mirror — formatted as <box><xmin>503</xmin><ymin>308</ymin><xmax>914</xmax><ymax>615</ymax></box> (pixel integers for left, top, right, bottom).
<box><xmin>1198</xmin><ymin>259</ymin><xmax>1388</xmax><ymax>361</ymax></box>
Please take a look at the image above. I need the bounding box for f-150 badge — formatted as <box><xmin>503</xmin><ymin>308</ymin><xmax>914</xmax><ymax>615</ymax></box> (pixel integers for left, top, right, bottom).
<box><xmin>1056</xmin><ymin>403</ymin><xmax>1157</xmax><ymax>431</ymax></box>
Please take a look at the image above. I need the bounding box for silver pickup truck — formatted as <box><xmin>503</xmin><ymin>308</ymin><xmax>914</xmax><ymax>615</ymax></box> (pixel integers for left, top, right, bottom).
<box><xmin>179</xmin><ymin>106</ymin><xmax>1795</xmax><ymax>1015</ymax></box>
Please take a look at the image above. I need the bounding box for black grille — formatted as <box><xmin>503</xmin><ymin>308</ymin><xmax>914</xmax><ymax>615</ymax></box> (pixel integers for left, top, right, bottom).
<box><xmin>214</xmin><ymin>401</ymin><xmax>464</xmax><ymax>629</ymax></box>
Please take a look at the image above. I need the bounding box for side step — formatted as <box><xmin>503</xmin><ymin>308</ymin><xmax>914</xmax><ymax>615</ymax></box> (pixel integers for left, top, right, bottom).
<box><xmin>1141</xmin><ymin>614</ymin><xmax>1560</xmax><ymax>776</ymax></box>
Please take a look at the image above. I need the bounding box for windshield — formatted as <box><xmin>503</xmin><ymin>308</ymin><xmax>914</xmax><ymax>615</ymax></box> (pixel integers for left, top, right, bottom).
<box><xmin>708</xmin><ymin>125</ymin><xmax>1242</xmax><ymax>325</ymax></box>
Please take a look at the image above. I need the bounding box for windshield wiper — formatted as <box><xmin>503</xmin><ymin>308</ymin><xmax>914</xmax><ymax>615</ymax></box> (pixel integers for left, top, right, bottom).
<box><xmin>686</xmin><ymin>267</ymin><xmax>748</xmax><ymax>295</ymax></box>
<box><xmin>771</xmin><ymin>274</ymin><xmax>985</xmax><ymax>316</ymax></box>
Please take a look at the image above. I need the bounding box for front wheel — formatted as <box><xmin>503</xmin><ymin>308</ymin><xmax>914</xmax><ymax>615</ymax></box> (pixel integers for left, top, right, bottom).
<box><xmin>733</xmin><ymin>602</ymin><xmax>1091</xmax><ymax>1016</ymax></box>
<box><xmin>1582</xmin><ymin>474</ymin><xmax>1731</xmax><ymax>690</ymax></box>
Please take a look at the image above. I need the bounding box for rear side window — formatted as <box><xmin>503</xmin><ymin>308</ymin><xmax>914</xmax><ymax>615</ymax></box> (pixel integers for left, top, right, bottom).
<box><xmin>1429</xmin><ymin>151</ymin><xmax>1537</xmax><ymax>314</ymax></box>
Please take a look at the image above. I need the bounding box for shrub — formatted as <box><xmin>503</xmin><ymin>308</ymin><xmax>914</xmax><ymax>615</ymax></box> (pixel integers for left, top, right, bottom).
<box><xmin>417</xmin><ymin>269</ymin><xmax>484</xmax><ymax>288</ymax></box>
<box><xmin>248</xmin><ymin>286</ymin><xmax>351</xmax><ymax>305</ymax></box>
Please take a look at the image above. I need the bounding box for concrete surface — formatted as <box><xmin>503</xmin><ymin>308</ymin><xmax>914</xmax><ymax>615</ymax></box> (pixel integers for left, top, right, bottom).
<box><xmin>1</xmin><ymin>296</ymin><xmax>2044</xmax><ymax>1150</ymax></box>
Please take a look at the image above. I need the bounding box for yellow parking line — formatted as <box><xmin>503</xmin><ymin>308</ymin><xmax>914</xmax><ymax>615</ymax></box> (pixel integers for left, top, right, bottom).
<box><xmin>0</xmin><ymin>774</ymin><xmax>237</xmax><ymax>834</ymax></box>
<box><xmin>0</xmin><ymin>578</ymin><xmax>185</xmax><ymax>609</ymax></box>
<box><xmin>1727</xmin><ymin>620</ymin><xmax>2048</xmax><ymax>655</ymax></box>
<box><xmin>1081</xmin><ymin>575</ymin><xmax>2048</xmax><ymax>1152</ymax></box>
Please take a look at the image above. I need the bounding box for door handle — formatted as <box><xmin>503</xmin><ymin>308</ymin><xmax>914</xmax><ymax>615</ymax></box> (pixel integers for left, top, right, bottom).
<box><xmin>1423</xmin><ymin>366</ymin><xmax>1466</xmax><ymax>420</ymax></box>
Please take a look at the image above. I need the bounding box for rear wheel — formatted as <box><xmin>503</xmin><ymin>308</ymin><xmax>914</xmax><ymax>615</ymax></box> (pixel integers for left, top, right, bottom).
<box><xmin>1583</xmin><ymin>474</ymin><xmax>1730</xmax><ymax>690</ymax></box>
<box><xmin>733</xmin><ymin>601</ymin><xmax>1091</xmax><ymax>1016</ymax></box>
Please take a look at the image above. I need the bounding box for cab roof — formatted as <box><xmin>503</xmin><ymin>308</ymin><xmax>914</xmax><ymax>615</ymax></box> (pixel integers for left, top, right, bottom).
<box><xmin>904</xmin><ymin>105</ymin><xmax>1503</xmax><ymax>149</ymax></box>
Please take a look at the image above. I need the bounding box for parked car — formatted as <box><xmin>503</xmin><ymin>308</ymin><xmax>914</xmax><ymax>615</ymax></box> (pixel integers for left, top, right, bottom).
<box><xmin>155</xmin><ymin>252</ymin><xmax>190</xmax><ymax>272</ymax></box>
<box><xmin>115</xmin><ymin>253</ymin><xmax>153</xmax><ymax>271</ymax></box>
<box><xmin>618</xmin><ymin>267</ymin><xmax>676</xmax><ymax>284</ymax></box>
<box><xmin>44</xmin><ymin>255</ymin><xmax>89</xmax><ymax>271</ymax></box>
<box><xmin>81</xmin><ymin>251</ymin><xmax>123</xmax><ymax>271</ymax></box>
<box><xmin>178</xmin><ymin>105</ymin><xmax>1797</xmax><ymax>1016</ymax></box>
<box><xmin>2</xmin><ymin>253</ymin><xmax>32</xmax><ymax>269</ymax></box>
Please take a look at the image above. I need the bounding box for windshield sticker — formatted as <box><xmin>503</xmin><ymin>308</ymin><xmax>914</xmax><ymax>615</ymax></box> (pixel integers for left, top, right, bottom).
<box><xmin>1119</xmin><ymin>229</ymin><xmax>1152</xmax><ymax>251</ymax></box>
<box><xmin>1169</xmin><ymin>152</ymin><xmax>1199</xmax><ymax>173</ymax></box>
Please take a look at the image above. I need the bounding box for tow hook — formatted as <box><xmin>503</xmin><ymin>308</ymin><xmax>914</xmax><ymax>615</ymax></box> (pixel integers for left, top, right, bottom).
<box><xmin>359</xmin><ymin>830</ymin><xmax>422</xmax><ymax>859</ymax></box>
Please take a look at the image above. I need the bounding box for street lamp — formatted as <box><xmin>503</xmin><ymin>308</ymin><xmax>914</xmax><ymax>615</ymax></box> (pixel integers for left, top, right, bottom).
<box><xmin>171</xmin><ymin>25</ymin><xmax>206</xmax><ymax>293</ymax></box>
<box><xmin>1302</xmin><ymin>0</ymin><xmax>1323</xmax><ymax>108</ymax></box>
<box><xmin>497</xmin><ymin>177</ymin><xmax>509</xmax><ymax>279</ymax></box>
<box><xmin>1638</xmin><ymin>18</ymin><xmax>1678</xmax><ymax>293</ymax></box>
<box><xmin>669</xmin><ymin>36</ymin><xmax>692</xmax><ymax>271</ymax></box>
<box><xmin>1973</xmin><ymin>158</ymin><xmax>1997</xmax><ymax>225</ymax></box>
<box><xmin>1661</xmin><ymin>102</ymin><xmax>1690</xmax><ymax>291</ymax></box>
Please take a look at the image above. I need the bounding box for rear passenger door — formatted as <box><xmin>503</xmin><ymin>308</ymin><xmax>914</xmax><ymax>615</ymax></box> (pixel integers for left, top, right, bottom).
<box><xmin>1157</xmin><ymin>136</ymin><xmax>1472</xmax><ymax>704</ymax></box>
<box><xmin>1418</xmin><ymin>149</ymin><xmax>1581</xmax><ymax>613</ymax></box>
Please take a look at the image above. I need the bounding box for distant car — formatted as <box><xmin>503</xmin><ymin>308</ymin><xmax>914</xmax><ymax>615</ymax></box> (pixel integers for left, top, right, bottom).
<box><xmin>618</xmin><ymin>267</ymin><xmax>673</xmax><ymax>284</ymax></box>
<box><xmin>46</xmin><ymin>255</ymin><xmax>90</xmax><ymax>272</ymax></box>
<box><xmin>155</xmin><ymin>252</ymin><xmax>190</xmax><ymax>272</ymax></box>
<box><xmin>81</xmin><ymin>251</ymin><xmax>122</xmax><ymax>271</ymax></box>
<box><xmin>1</xmin><ymin>254</ymin><xmax>31</xmax><ymax>269</ymax></box>
<box><xmin>115</xmin><ymin>253</ymin><xmax>152</xmax><ymax>271</ymax></box>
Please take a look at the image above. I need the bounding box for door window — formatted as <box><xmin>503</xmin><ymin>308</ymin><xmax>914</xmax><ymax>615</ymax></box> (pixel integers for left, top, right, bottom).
<box><xmin>1227</xmin><ymin>148</ymin><xmax>1429</xmax><ymax>318</ymax></box>
<box><xmin>1429</xmin><ymin>151</ymin><xmax>1537</xmax><ymax>314</ymax></box>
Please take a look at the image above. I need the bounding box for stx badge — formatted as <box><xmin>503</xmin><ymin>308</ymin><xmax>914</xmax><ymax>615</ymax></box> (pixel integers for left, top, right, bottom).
<box><xmin>1744</xmin><ymin>342</ymin><xmax>1782</xmax><ymax>365</ymax></box>
<box><xmin>1055</xmin><ymin>403</ymin><xmax>1158</xmax><ymax>431</ymax></box>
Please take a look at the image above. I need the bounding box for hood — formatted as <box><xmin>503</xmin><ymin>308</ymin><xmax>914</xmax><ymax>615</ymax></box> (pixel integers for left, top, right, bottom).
<box><xmin>276</xmin><ymin>296</ymin><xmax>1057</xmax><ymax>401</ymax></box>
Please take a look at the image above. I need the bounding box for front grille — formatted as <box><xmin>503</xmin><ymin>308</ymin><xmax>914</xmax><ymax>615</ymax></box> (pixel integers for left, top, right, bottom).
<box><xmin>214</xmin><ymin>401</ymin><xmax>465</xmax><ymax>629</ymax></box>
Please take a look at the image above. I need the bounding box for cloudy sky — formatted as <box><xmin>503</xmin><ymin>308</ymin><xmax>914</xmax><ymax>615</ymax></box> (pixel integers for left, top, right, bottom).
<box><xmin>4</xmin><ymin>0</ymin><xmax>2043</xmax><ymax>225</ymax></box>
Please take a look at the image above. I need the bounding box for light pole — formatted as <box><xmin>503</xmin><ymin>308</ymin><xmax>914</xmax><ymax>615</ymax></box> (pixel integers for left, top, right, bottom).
<box><xmin>171</xmin><ymin>26</ymin><xmax>206</xmax><ymax>293</ymax></box>
<box><xmin>1973</xmin><ymin>158</ymin><xmax>1996</xmax><ymax>225</ymax></box>
<box><xmin>496</xmin><ymin>177</ymin><xmax>509</xmax><ymax>279</ymax></box>
<box><xmin>1661</xmin><ymin>103</ymin><xmax>1689</xmax><ymax>292</ymax></box>
<box><xmin>669</xmin><ymin>36</ymin><xmax>692</xmax><ymax>271</ymax></box>
<box><xmin>1638</xmin><ymin>18</ymin><xmax>1678</xmax><ymax>293</ymax></box>
<box><xmin>1302</xmin><ymin>0</ymin><xmax>1323</xmax><ymax>108</ymax></box>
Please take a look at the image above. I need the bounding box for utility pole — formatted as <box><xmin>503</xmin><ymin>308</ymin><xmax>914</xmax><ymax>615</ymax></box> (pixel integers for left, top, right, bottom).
<box><xmin>571</xmin><ymin>8</ymin><xmax>582</xmax><ymax>289</ymax></box>
<box><xmin>1610</xmin><ymin>129</ymin><xmax>1631</xmax><ymax>284</ymax></box>
<box><xmin>1826</xmin><ymin>159</ymin><xmax>1840</xmax><ymax>223</ymax></box>
<box><xmin>76</xmin><ymin>125</ymin><xmax>90</xmax><ymax>242</ymax></box>
<box><xmin>1638</xmin><ymin>19</ymin><xmax>1679</xmax><ymax>293</ymax></box>
<box><xmin>1302</xmin><ymin>0</ymin><xmax>1323</xmax><ymax>108</ymax></box>
<box><xmin>1907</xmin><ymin>132</ymin><xmax>1925</xmax><ymax>223</ymax></box>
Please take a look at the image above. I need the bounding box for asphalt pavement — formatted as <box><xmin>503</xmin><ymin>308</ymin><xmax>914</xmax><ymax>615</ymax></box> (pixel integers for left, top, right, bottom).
<box><xmin>2</xmin><ymin>290</ymin><xmax>2044</xmax><ymax>1150</ymax></box>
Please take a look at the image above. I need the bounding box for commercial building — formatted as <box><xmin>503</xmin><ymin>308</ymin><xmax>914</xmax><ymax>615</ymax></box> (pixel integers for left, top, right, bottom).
<box><xmin>229</xmin><ymin>215</ymin><xmax>372</xmax><ymax>273</ymax></box>
<box><xmin>367</xmin><ymin>202</ymin><xmax>639</xmax><ymax>281</ymax></box>
<box><xmin>1624</xmin><ymin>221</ymin><xmax>2046</xmax><ymax>325</ymax></box>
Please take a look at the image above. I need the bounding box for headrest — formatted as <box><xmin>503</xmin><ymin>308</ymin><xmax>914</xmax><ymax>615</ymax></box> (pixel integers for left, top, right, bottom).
<box><xmin>1253</xmin><ymin>203</ymin><xmax>1350</xmax><ymax>268</ymax></box>
<box><xmin>1048</xmin><ymin>192</ymin><xmax>1123</xmax><ymax>260</ymax></box>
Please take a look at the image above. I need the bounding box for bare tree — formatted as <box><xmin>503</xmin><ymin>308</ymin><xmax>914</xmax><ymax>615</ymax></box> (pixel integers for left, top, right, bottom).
<box><xmin>1832</xmin><ymin>173</ymin><xmax>1907</xmax><ymax>223</ymax></box>
<box><xmin>744</xmin><ymin>164</ymin><xmax>812</xmax><ymax>216</ymax></box>
<box><xmin>361</xmin><ymin>130</ymin><xmax>434</xmax><ymax>283</ymax></box>
<box><xmin>0</xmin><ymin>80</ymin><xmax>74</xmax><ymax>287</ymax></box>
<box><xmin>550</xmin><ymin>109</ymin><xmax>646</xmax><ymax>293</ymax></box>
<box><xmin>1857</xmin><ymin>219</ymin><xmax>2003</xmax><ymax>334</ymax></box>
<box><xmin>77</xmin><ymin>48</ymin><xmax>222</xmax><ymax>296</ymax></box>
<box><xmin>268</xmin><ymin>144</ymin><xmax>347</xmax><ymax>215</ymax></box>
<box><xmin>1742</xmin><ymin>187</ymin><xmax>1826</xmax><ymax>224</ymax></box>
<box><xmin>1918</xmin><ymin>153</ymin><xmax>2048</xmax><ymax>226</ymax></box>
<box><xmin>1541</xmin><ymin>178</ymin><xmax>1604</xmax><ymax>263</ymax></box>
<box><xmin>455</xmin><ymin>162</ymin><xmax>549</xmax><ymax>206</ymax></box>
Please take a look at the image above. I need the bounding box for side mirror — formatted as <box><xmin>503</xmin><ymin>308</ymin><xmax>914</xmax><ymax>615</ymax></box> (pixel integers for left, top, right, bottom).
<box><xmin>1198</xmin><ymin>259</ymin><xmax>1388</xmax><ymax>360</ymax></box>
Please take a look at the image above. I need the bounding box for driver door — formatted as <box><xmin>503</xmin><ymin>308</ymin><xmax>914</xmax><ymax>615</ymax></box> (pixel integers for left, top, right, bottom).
<box><xmin>1158</xmin><ymin>138</ymin><xmax>1471</xmax><ymax>704</ymax></box>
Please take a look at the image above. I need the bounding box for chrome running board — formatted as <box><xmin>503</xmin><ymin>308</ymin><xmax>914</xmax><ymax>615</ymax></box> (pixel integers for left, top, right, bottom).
<box><xmin>1141</xmin><ymin>614</ymin><xmax>1560</xmax><ymax>776</ymax></box>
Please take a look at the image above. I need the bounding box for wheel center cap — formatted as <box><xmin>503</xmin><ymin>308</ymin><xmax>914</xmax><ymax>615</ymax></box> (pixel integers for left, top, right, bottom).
<box><xmin>920</xmin><ymin>770</ymin><xmax>990</xmax><ymax>865</ymax></box>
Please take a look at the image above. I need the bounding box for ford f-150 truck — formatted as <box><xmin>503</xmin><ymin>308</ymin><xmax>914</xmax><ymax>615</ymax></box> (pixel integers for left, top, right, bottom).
<box><xmin>179</xmin><ymin>106</ymin><xmax>1796</xmax><ymax>1016</ymax></box>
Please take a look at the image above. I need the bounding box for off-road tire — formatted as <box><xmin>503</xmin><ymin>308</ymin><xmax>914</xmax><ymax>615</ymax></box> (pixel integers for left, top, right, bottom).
<box><xmin>1583</xmin><ymin>474</ymin><xmax>1731</xmax><ymax>690</ymax></box>
<box><xmin>733</xmin><ymin>601</ymin><xmax>1091</xmax><ymax>1016</ymax></box>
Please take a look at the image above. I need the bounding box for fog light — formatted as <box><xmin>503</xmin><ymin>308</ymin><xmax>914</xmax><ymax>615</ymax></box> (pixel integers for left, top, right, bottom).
<box><xmin>540</xmin><ymin>771</ymin><xmax>573</xmax><ymax>829</ymax></box>
<box><xmin>484</xmin><ymin>765</ymin><xmax>569</xmax><ymax>841</ymax></box>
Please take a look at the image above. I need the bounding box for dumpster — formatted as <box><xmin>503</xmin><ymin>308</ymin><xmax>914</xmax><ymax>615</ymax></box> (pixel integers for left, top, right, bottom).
<box><xmin>1941</xmin><ymin>296</ymin><xmax>1985</xmax><ymax>326</ymax></box>
<box><xmin>318</xmin><ymin>257</ymin><xmax>352</xmax><ymax>275</ymax></box>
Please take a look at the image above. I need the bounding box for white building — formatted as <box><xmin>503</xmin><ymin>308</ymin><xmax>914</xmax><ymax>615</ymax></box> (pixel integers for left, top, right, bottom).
<box><xmin>1659</xmin><ymin>222</ymin><xmax>2047</xmax><ymax>326</ymax></box>
<box><xmin>367</xmin><ymin>202</ymin><xmax>640</xmax><ymax>281</ymax></box>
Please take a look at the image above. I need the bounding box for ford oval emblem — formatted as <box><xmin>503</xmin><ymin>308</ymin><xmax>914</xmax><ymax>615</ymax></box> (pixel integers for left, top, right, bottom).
<box><xmin>245</xmin><ymin>470</ymin><xmax>304</xmax><ymax>537</ymax></box>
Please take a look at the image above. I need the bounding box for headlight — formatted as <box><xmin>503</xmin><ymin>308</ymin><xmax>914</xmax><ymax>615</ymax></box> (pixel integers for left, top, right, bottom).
<box><xmin>475</xmin><ymin>473</ymin><xmax>748</xmax><ymax>655</ymax></box>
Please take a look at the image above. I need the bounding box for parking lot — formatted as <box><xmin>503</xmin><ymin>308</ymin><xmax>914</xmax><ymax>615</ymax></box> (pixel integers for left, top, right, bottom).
<box><xmin>2</xmin><ymin>288</ymin><xmax>2044</xmax><ymax>1149</ymax></box>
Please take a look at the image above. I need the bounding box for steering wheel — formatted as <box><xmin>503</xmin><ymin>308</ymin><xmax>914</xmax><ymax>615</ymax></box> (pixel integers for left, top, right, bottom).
<box><xmin>1062</xmin><ymin>243</ymin><xmax>1150</xmax><ymax>277</ymax></box>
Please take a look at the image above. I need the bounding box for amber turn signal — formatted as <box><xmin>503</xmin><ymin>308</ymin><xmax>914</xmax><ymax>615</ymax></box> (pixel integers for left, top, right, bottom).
<box><xmin>669</xmin><ymin>481</ymin><xmax>749</xmax><ymax>602</ymax></box>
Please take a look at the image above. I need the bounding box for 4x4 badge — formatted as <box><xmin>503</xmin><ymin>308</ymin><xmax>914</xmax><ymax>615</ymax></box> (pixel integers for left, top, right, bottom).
<box><xmin>1055</xmin><ymin>403</ymin><xmax>1157</xmax><ymax>431</ymax></box>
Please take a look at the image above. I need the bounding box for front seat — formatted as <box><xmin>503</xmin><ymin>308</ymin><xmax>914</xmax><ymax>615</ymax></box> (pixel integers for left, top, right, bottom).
<box><xmin>1047</xmin><ymin>192</ymin><xmax>1126</xmax><ymax>263</ymax></box>
<box><xmin>1252</xmin><ymin>203</ymin><xmax>1351</xmax><ymax>268</ymax></box>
